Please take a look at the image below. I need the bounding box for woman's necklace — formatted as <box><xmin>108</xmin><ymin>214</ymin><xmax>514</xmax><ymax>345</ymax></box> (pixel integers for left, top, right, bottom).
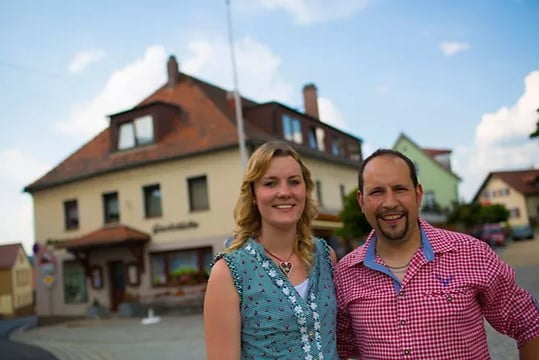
<box><xmin>264</xmin><ymin>247</ymin><xmax>294</xmax><ymax>276</ymax></box>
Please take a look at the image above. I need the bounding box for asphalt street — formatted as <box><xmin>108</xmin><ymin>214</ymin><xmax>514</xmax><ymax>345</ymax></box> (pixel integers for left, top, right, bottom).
<box><xmin>0</xmin><ymin>316</ymin><xmax>57</xmax><ymax>360</ymax></box>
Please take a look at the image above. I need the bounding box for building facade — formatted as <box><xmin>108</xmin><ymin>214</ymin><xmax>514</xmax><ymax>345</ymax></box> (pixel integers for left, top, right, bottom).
<box><xmin>393</xmin><ymin>133</ymin><xmax>461</xmax><ymax>215</ymax></box>
<box><xmin>0</xmin><ymin>243</ymin><xmax>33</xmax><ymax>316</ymax></box>
<box><xmin>24</xmin><ymin>56</ymin><xmax>363</xmax><ymax>316</ymax></box>
<box><xmin>473</xmin><ymin>169</ymin><xmax>539</xmax><ymax>230</ymax></box>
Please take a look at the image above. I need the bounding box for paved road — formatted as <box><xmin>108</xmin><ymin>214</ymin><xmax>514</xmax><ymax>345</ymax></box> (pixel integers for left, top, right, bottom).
<box><xmin>0</xmin><ymin>315</ymin><xmax>57</xmax><ymax>360</ymax></box>
<box><xmin>9</xmin><ymin>237</ymin><xmax>539</xmax><ymax>360</ymax></box>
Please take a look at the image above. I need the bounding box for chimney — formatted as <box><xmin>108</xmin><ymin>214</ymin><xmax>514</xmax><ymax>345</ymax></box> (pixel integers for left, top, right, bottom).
<box><xmin>303</xmin><ymin>83</ymin><xmax>319</xmax><ymax>119</ymax></box>
<box><xmin>167</xmin><ymin>55</ymin><xmax>180</xmax><ymax>88</ymax></box>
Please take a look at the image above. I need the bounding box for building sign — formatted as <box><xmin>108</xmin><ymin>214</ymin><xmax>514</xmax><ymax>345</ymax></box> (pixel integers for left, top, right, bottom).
<box><xmin>153</xmin><ymin>221</ymin><xmax>198</xmax><ymax>234</ymax></box>
<box><xmin>34</xmin><ymin>244</ymin><xmax>57</xmax><ymax>288</ymax></box>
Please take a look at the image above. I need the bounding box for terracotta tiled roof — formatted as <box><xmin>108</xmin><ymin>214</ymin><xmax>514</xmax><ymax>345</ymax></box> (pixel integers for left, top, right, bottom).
<box><xmin>0</xmin><ymin>243</ymin><xmax>24</xmax><ymax>269</ymax></box>
<box><xmin>25</xmin><ymin>66</ymin><xmax>361</xmax><ymax>193</ymax></box>
<box><xmin>423</xmin><ymin>148</ymin><xmax>451</xmax><ymax>157</ymax></box>
<box><xmin>61</xmin><ymin>225</ymin><xmax>150</xmax><ymax>251</ymax></box>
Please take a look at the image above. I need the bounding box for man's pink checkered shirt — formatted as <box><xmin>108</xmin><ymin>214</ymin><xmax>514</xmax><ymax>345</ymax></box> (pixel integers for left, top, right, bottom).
<box><xmin>334</xmin><ymin>218</ymin><xmax>539</xmax><ymax>359</ymax></box>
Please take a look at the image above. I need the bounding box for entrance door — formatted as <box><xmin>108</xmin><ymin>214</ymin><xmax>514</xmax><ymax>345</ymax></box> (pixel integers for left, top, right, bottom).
<box><xmin>108</xmin><ymin>261</ymin><xmax>125</xmax><ymax>311</ymax></box>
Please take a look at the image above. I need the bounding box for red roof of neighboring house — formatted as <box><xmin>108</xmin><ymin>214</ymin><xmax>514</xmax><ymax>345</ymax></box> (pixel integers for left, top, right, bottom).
<box><xmin>0</xmin><ymin>243</ymin><xmax>25</xmax><ymax>270</ymax></box>
<box><xmin>60</xmin><ymin>225</ymin><xmax>150</xmax><ymax>251</ymax></box>
<box><xmin>423</xmin><ymin>148</ymin><xmax>452</xmax><ymax>157</ymax></box>
<box><xmin>473</xmin><ymin>168</ymin><xmax>539</xmax><ymax>201</ymax></box>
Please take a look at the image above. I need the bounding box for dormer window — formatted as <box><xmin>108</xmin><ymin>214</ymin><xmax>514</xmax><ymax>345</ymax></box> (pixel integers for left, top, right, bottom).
<box><xmin>282</xmin><ymin>114</ymin><xmax>302</xmax><ymax>143</ymax></box>
<box><xmin>308</xmin><ymin>127</ymin><xmax>325</xmax><ymax>151</ymax></box>
<box><xmin>332</xmin><ymin>138</ymin><xmax>345</xmax><ymax>157</ymax></box>
<box><xmin>117</xmin><ymin>115</ymin><xmax>154</xmax><ymax>150</ymax></box>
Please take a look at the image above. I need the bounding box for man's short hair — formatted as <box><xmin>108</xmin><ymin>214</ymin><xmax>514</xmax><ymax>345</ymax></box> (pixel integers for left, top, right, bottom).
<box><xmin>358</xmin><ymin>149</ymin><xmax>419</xmax><ymax>191</ymax></box>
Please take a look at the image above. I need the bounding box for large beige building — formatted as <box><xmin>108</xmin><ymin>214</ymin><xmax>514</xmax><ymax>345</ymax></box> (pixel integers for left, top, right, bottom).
<box><xmin>24</xmin><ymin>56</ymin><xmax>363</xmax><ymax>317</ymax></box>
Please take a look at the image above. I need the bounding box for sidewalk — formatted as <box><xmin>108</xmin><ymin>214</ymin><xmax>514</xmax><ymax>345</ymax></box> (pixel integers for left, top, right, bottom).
<box><xmin>500</xmin><ymin>236</ymin><xmax>539</xmax><ymax>267</ymax></box>
<box><xmin>11</xmin><ymin>314</ymin><xmax>206</xmax><ymax>360</ymax></box>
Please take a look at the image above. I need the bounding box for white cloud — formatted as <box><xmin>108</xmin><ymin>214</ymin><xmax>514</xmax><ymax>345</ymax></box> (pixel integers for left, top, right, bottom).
<box><xmin>0</xmin><ymin>149</ymin><xmax>51</xmax><ymax>254</ymax></box>
<box><xmin>182</xmin><ymin>36</ymin><xmax>295</xmax><ymax>104</ymax></box>
<box><xmin>68</xmin><ymin>49</ymin><xmax>106</xmax><ymax>73</ymax></box>
<box><xmin>476</xmin><ymin>71</ymin><xmax>539</xmax><ymax>145</ymax></box>
<box><xmin>255</xmin><ymin>0</ymin><xmax>369</xmax><ymax>25</ymax></box>
<box><xmin>55</xmin><ymin>45</ymin><xmax>167</xmax><ymax>140</ymax></box>
<box><xmin>453</xmin><ymin>70</ymin><xmax>539</xmax><ymax>201</ymax></box>
<box><xmin>318</xmin><ymin>97</ymin><xmax>349</xmax><ymax>131</ymax></box>
<box><xmin>440</xmin><ymin>41</ymin><xmax>471</xmax><ymax>56</ymax></box>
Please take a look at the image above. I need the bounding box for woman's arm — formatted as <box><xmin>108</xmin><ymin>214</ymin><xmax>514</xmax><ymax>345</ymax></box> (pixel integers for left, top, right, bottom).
<box><xmin>204</xmin><ymin>258</ymin><xmax>241</xmax><ymax>360</ymax></box>
<box><xmin>329</xmin><ymin>246</ymin><xmax>338</xmax><ymax>265</ymax></box>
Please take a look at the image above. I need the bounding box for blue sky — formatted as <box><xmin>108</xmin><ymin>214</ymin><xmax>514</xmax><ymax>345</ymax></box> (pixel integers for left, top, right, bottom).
<box><xmin>1</xmin><ymin>0</ymin><xmax>538</xmax><ymax>253</ymax></box>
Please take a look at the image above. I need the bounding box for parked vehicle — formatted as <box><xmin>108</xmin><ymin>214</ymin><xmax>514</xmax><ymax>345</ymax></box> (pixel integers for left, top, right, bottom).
<box><xmin>511</xmin><ymin>225</ymin><xmax>534</xmax><ymax>240</ymax></box>
<box><xmin>471</xmin><ymin>223</ymin><xmax>507</xmax><ymax>247</ymax></box>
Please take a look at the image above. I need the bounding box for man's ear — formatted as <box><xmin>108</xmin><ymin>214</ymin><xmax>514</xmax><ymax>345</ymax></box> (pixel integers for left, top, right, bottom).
<box><xmin>357</xmin><ymin>190</ymin><xmax>366</xmax><ymax>213</ymax></box>
<box><xmin>415</xmin><ymin>183</ymin><xmax>424</xmax><ymax>206</ymax></box>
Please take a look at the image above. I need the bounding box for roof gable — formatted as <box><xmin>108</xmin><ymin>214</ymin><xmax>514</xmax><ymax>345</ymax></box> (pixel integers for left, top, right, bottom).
<box><xmin>393</xmin><ymin>132</ymin><xmax>461</xmax><ymax>181</ymax></box>
<box><xmin>472</xmin><ymin>168</ymin><xmax>539</xmax><ymax>202</ymax></box>
<box><xmin>0</xmin><ymin>243</ymin><xmax>28</xmax><ymax>270</ymax></box>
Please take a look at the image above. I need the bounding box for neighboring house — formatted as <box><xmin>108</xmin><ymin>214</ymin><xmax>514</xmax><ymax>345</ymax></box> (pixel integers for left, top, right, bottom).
<box><xmin>472</xmin><ymin>169</ymin><xmax>539</xmax><ymax>229</ymax></box>
<box><xmin>393</xmin><ymin>133</ymin><xmax>461</xmax><ymax>217</ymax></box>
<box><xmin>0</xmin><ymin>243</ymin><xmax>33</xmax><ymax>316</ymax></box>
<box><xmin>24</xmin><ymin>56</ymin><xmax>363</xmax><ymax>317</ymax></box>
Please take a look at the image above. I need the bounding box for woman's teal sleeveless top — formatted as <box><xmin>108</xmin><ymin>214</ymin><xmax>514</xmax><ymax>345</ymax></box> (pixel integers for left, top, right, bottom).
<box><xmin>214</xmin><ymin>238</ymin><xmax>338</xmax><ymax>360</ymax></box>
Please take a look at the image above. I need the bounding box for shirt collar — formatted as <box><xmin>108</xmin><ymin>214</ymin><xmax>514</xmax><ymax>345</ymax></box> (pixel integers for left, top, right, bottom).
<box><xmin>346</xmin><ymin>217</ymin><xmax>454</xmax><ymax>268</ymax></box>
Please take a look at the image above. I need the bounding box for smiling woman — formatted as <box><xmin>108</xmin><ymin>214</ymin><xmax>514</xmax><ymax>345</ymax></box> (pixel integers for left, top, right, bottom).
<box><xmin>203</xmin><ymin>140</ymin><xmax>339</xmax><ymax>360</ymax></box>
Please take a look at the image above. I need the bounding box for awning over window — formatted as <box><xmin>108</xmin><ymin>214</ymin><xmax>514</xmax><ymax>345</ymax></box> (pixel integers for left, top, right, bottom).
<box><xmin>61</xmin><ymin>225</ymin><xmax>150</xmax><ymax>251</ymax></box>
<box><xmin>60</xmin><ymin>225</ymin><xmax>150</xmax><ymax>277</ymax></box>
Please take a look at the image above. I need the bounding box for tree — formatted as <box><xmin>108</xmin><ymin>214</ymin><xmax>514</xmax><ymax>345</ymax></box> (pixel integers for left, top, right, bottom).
<box><xmin>530</xmin><ymin>108</ymin><xmax>539</xmax><ymax>138</ymax></box>
<box><xmin>334</xmin><ymin>188</ymin><xmax>372</xmax><ymax>253</ymax></box>
<box><xmin>447</xmin><ymin>202</ymin><xmax>509</xmax><ymax>230</ymax></box>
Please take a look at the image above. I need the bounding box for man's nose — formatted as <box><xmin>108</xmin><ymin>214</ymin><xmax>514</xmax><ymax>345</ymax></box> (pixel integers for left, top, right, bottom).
<box><xmin>382</xmin><ymin>191</ymin><xmax>398</xmax><ymax>207</ymax></box>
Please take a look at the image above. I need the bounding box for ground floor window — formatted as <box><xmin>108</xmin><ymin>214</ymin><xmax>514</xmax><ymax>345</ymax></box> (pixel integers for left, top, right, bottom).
<box><xmin>63</xmin><ymin>260</ymin><xmax>88</xmax><ymax>304</ymax></box>
<box><xmin>150</xmin><ymin>247</ymin><xmax>212</xmax><ymax>286</ymax></box>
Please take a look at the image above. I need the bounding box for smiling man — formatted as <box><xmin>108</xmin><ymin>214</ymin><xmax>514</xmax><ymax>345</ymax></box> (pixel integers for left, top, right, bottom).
<box><xmin>334</xmin><ymin>149</ymin><xmax>539</xmax><ymax>359</ymax></box>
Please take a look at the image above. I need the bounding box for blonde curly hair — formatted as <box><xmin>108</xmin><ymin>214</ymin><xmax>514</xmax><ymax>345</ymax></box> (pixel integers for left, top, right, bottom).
<box><xmin>227</xmin><ymin>140</ymin><xmax>319</xmax><ymax>268</ymax></box>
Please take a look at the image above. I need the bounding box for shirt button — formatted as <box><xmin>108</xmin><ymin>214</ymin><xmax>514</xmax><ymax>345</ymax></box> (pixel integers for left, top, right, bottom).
<box><xmin>308</xmin><ymin>331</ymin><xmax>314</xmax><ymax>339</ymax></box>
<box><xmin>447</xmin><ymin>295</ymin><xmax>453</xmax><ymax>302</ymax></box>
<box><xmin>404</xmin><ymin>349</ymin><xmax>411</xmax><ymax>356</ymax></box>
<box><xmin>400</xmin><ymin>319</ymin><xmax>406</xmax><ymax>326</ymax></box>
<box><xmin>398</xmin><ymin>291</ymin><xmax>405</xmax><ymax>297</ymax></box>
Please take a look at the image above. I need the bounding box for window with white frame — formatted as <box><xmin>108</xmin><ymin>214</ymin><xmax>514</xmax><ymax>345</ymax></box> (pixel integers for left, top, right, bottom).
<box><xmin>118</xmin><ymin>115</ymin><xmax>154</xmax><ymax>150</ymax></box>
<box><xmin>188</xmin><ymin>175</ymin><xmax>209</xmax><ymax>211</ymax></box>
<box><xmin>316</xmin><ymin>180</ymin><xmax>323</xmax><ymax>206</ymax></box>
<box><xmin>143</xmin><ymin>184</ymin><xmax>162</xmax><ymax>218</ymax></box>
<box><xmin>63</xmin><ymin>261</ymin><xmax>87</xmax><ymax>304</ymax></box>
<box><xmin>315</xmin><ymin>128</ymin><xmax>325</xmax><ymax>151</ymax></box>
<box><xmin>282</xmin><ymin>115</ymin><xmax>302</xmax><ymax>143</ymax></box>
<box><xmin>150</xmin><ymin>247</ymin><xmax>213</xmax><ymax>286</ymax></box>
<box><xmin>510</xmin><ymin>207</ymin><xmax>520</xmax><ymax>218</ymax></box>
<box><xmin>64</xmin><ymin>199</ymin><xmax>79</xmax><ymax>230</ymax></box>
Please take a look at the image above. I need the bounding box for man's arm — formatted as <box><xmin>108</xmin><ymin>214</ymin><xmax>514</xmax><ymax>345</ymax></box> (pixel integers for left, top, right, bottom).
<box><xmin>478</xmin><ymin>245</ymin><xmax>539</xmax><ymax>352</ymax></box>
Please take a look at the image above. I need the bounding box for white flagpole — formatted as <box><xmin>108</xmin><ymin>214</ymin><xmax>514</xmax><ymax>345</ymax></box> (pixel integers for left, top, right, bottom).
<box><xmin>226</xmin><ymin>0</ymin><xmax>248</xmax><ymax>169</ymax></box>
